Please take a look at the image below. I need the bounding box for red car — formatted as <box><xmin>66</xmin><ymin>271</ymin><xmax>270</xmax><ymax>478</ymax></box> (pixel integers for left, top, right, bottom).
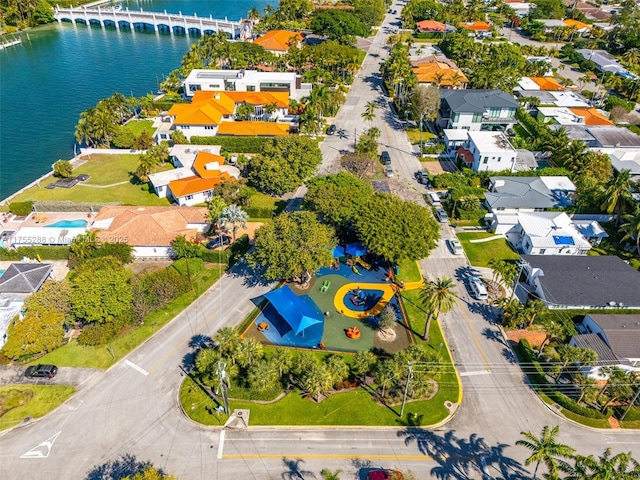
<box><xmin>367</xmin><ymin>470</ymin><xmax>404</xmax><ymax>480</ymax></box>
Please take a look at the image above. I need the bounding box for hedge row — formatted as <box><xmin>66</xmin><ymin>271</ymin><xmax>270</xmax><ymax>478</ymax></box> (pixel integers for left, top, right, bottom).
<box><xmin>0</xmin><ymin>246</ymin><xmax>70</xmax><ymax>261</ymax></box>
<box><xmin>244</xmin><ymin>207</ymin><xmax>277</xmax><ymax>219</ymax></box>
<box><xmin>516</xmin><ymin>339</ymin><xmax>608</xmax><ymax>420</ymax></box>
<box><xmin>189</xmin><ymin>136</ymin><xmax>270</xmax><ymax>153</ymax></box>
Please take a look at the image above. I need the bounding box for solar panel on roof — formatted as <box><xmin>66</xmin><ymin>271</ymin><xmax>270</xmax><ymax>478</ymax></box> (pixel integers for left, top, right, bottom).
<box><xmin>553</xmin><ymin>235</ymin><xmax>575</xmax><ymax>245</ymax></box>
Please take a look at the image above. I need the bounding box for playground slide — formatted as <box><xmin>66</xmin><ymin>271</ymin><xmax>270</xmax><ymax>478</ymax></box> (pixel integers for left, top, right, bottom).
<box><xmin>355</xmin><ymin>257</ymin><xmax>371</xmax><ymax>270</ymax></box>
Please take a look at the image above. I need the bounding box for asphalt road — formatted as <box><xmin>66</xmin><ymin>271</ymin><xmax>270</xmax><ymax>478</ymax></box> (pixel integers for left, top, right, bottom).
<box><xmin>1</xmin><ymin>4</ymin><xmax>639</xmax><ymax>480</ymax></box>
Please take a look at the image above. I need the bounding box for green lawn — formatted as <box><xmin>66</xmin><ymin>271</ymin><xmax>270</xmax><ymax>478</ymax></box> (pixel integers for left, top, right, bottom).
<box><xmin>405</xmin><ymin>128</ymin><xmax>436</xmax><ymax>144</ymax></box>
<box><xmin>397</xmin><ymin>259</ymin><xmax>422</xmax><ymax>283</ymax></box>
<box><xmin>457</xmin><ymin>232</ymin><xmax>520</xmax><ymax>267</ymax></box>
<box><xmin>0</xmin><ymin>385</ymin><xmax>76</xmax><ymax>431</ymax></box>
<box><xmin>11</xmin><ymin>154</ymin><xmax>171</xmax><ymax>206</ymax></box>
<box><xmin>37</xmin><ymin>264</ymin><xmax>225</xmax><ymax>369</ymax></box>
<box><xmin>125</xmin><ymin>119</ymin><xmax>154</xmax><ymax>136</ymax></box>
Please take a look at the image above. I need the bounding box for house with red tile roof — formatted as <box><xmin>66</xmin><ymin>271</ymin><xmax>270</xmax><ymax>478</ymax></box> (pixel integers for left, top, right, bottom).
<box><xmin>167</xmin><ymin>90</ymin><xmax>290</xmax><ymax>140</ymax></box>
<box><xmin>411</xmin><ymin>56</ymin><xmax>468</xmax><ymax>89</ymax></box>
<box><xmin>92</xmin><ymin>206</ymin><xmax>210</xmax><ymax>258</ymax></box>
<box><xmin>253</xmin><ymin>30</ymin><xmax>303</xmax><ymax>55</ymax></box>
<box><xmin>459</xmin><ymin>21</ymin><xmax>491</xmax><ymax>32</ymax></box>
<box><xmin>415</xmin><ymin>20</ymin><xmax>451</xmax><ymax>33</ymax></box>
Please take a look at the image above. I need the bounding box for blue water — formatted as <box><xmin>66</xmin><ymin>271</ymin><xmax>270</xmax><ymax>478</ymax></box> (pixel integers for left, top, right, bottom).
<box><xmin>45</xmin><ymin>219</ymin><xmax>88</xmax><ymax>228</ymax></box>
<box><xmin>0</xmin><ymin>0</ymin><xmax>271</xmax><ymax>199</ymax></box>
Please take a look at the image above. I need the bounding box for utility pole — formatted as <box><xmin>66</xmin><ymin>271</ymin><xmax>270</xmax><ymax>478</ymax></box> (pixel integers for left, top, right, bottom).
<box><xmin>400</xmin><ymin>361</ymin><xmax>413</xmax><ymax>417</ymax></box>
<box><xmin>216</xmin><ymin>359</ymin><xmax>230</xmax><ymax>415</ymax></box>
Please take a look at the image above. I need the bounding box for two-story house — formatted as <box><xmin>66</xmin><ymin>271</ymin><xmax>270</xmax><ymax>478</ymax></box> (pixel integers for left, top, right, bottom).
<box><xmin>485</xmin><ymin>176</ymin><xmax>576</xmax><ymax>214</ymax></box>
<box><xmin>437</xmin><ymin>89</ymin><xmax>518</xmax><ymax>131</ymax></box>
<box><xmin>458</xmin><ymin>131</ymin><xmax>517</xmax><ymax>172</ymax></box>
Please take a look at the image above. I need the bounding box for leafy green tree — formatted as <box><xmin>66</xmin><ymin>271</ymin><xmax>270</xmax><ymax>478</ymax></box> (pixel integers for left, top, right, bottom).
<box><xmin>214</xmin><ymin>327</ymin><xmax>240</xmax><ymax>360</ymax></box>
<box><xmin>248</xmin><ymin>137</ymin><xmax>322</xmax><ymax>195</ymax></box>
<box><xmin>530</xmin><ymin>0</ymin><xmax>566</xmax><ymax>19</ymax></box>
<box><xmin>352</xmin><ymin>350</ymin><xmax>377</xmax><ymax>380</ymax></box>
<box><xmin>538</xmin><ymin>318</ymin><xmax>567</xmax><ymax>359</ymax></box>
<box><xmin>411</xmin><ymin>84</ymin><xmax>440</xmax><ymax>151</ymax></box>
<box><xmin>171</xmin><ymin>129</ymin><xmax>188</xmax><ymax>145</ymax></box>
<box><xmin>320</xmin><ymin>468</ymin><xmax>343</xmax><ymax>480</ymax></box>
<box><xmin>304</xmin><ymin>173</ymin><xmax>373</xmax><ymax>227</ymax></box>
<box><xmin>70</xmin><ymin>257</ymin><xmax>133</xmax><ymax>324</ymax></box>
<box><xmin>122</xmin><ymin>465</ymin><xmax>176</xmax><ymax>480</ymax></box>
<box><xmin>170</xmin><ymin>235</ymin><xmax>200</xmax><ymax>259</ymax></box>
<box><xmin>361</xmin><ymin>100</ymin><xmax>378</xmax><ymax>126</ymax></box>
<box><xmin>354</xmin><ymin>193</ymin><xmax>439</xmax><ymax>263</ymax></box>
<box><xmin>132</xmin><ymin>130</ymin><xmax>155</xmax><ymax>150</ymax></box>
<box><xmin>419</xmin><ymin>276</ymin><xmax>458</xmax><ymax>341</ymax></box>
<box><xmin>32</xmin><ymin>0</ymin><xmax>55</xmax><ymax>24</ymax></box>
<box><xmin>601</xmin><ymin>169</ymin><xmax>634</xmax><ymax>225</ymax></box>
<box><xmin>248</xmin><ymin>211</ymin><xmax>335</xmax><ymax>283</ymax></box>
<box><xmin>310</xmin><ymin>10</ymin><xmax>369</xmax><ymax>44</ymax></box>
<box><xmin>377</xmin><ymin>304</ymin><xmax>397</xmax><ymax>331</ymax></box>
<box><xmin>69</xmin><ymin>231</ymin><xmax>100</xmax><ymax>263</ymax></box>
<box><xmin>219</xmin><ymin>205</ymin><xmax>249</xmax><ymax>242</ymax></box>
<box><xmin>354</xmin><ymin>132</ymin><xmax>379</xmax><ymax>159</ymax></box>
<box><xmin>516</xmin><ymin>425</ymin><xmax>575</xmax><ymax>479</ymax></box>
<box><xmin>53</xmin><ymin>160</ymin><xmax>73</xmax><ymax>178</ymax></box>
<box><xmin>488</xmin><ymin>258</ymin><xmax>517</xmax><ymax>290</ymax></box>
<box><xmin>599</xmin><ymin>367</ymin><xmax>636</xmax><ymax>412</ymax></box>
<box><xmin>2</xmin><ymin>306</ymin><xmax>64</xmax><ymax>359</ymax></box>
<box><xmin>23</xmin><ymin>279</ymin><xmax>72</xmax><ymax>322</ymax></box>
<box><xmin>112</xmin><ymin>126</ymin><xmax>136</xmax><ymax>148</ymax></box>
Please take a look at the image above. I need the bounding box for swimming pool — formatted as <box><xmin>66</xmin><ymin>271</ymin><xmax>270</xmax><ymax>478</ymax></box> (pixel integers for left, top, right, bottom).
<box><xmin>45</xmin><ymin>219</ymin><xmax>88</xmax><ymax>228</ymax></box>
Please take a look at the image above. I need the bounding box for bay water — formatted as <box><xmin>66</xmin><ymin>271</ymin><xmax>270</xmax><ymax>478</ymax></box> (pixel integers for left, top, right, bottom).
<box><xmin>0</xmin><ymin>0</ymin><xmax>270</xmax><ymax>198</ymax></box>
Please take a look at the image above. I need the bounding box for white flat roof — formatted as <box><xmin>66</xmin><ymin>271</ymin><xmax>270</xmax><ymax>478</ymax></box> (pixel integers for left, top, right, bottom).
<box><xmin>548</xmin><ymin>91</ymin><xmax>590</xmax><ymax>107</ymax></box>
<box><xmin>468</xmin><ymin>131</ymin><xmax>516</xmax><ymax>153</ymax></box>
<box><xmin>518</xmin><ymin>77</ymin><xmax>541</xmax><ymax>90</ymax></box>
<box><xmin>537</xmin><ymin>107</ymin><xmax>586</xmax><ymax>125</ymax></box>
<box><xmin>443</xmin><ymin>129</ymin><xmax>469</xmax><ymax>141</ymax></box>
<box><xmin>539</xmin><ymin>176</ymin><xmax>577</xmax><ymax>191</ymax></box>
<box><xmin>169</xmin><ymin>144</ymin><xmax>222</xmax><ymax>169</ymax></box>
<box><xmin>148</xmin><ymin>167</ymin><xmax>193</xmax><ymax>188</ymax></box>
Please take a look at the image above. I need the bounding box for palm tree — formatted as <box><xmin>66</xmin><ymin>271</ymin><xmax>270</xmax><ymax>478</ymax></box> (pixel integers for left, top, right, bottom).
<box><xmin>598</xmin><ymin>367</ymin><xmax>635</xmax><ymax>412</ymax></box>
<box><xmin>324</xmin><ymin>355</ymin><xmax>349</xmax><ymax>389</ymax></box>
<box><xmin>271</xmin><ymin>348</ymin><xmax>292</xmax><ymax>379</ymax></box>
<box><xmin>352</xmin><ymin>350</ymin><xmax>377</xmax><ymax>381</ymax></box>
<box><xmin>619</xmin><ymin>207</ymin><xmax>640</xmax><ymax>255</ymax></box>
<box><xmin>516</xmin><ymin>425</ymin><xmax>575</xmax><ymax>479</ymax></box>
<box><xmin>301</xmin><ymin>363</ymin><xmax>332</xmax><ymax>402</ymax></box>
<box><xmin>538</xmin><ymin>318</ymin><xmax>566</xmax><ymax>359</ymax></box>
<box><xmin>219</xmin><ymin>204</ymin><xmax>248</xmax><ymax>242</ymax></box>
<box><xmin>574</xmin><ymin>449</ymin><xmax>640</xmax><ymax>479</ymax></box>
<box><xmin>554</xmin><ymin>345</ymin><xmax>597</xmax><ymax>381</ymax></box>
<box><xmin>602</xmin><ymin>170</ymin><xmax>634</xmax><ymax>226</ymax></box>
<box><xmin>419</xmin><ymin>276</ymin><xmax>458</xmax><ymax>341</ymax></box>
<box><xmin>214</xmin><ymin>327</ymin><xmax>240</xmax><ymax>360</ymax></box>
<box><xmin>235</xmin><ymin>337</ymin><xmax>264</xmax><ymax>368</ymax></box>
<box><xmin>622</xmin><ymin>48</ymin><xmax>640</xmax><ymax>65</ymax></box>
<box><xmin>374</xmin><ymin>359</ymin><xmax>397</xmax><ymax>398</ymax></box>
<box><xmin>320</xmin><ymin>468</ymin><xmax>343</xmax><ymax>480</ymax></box>
<box><xmin>247</xmin><ymin>7</ymin><xmax>260</xmax><ymax>23</ymax></box>
<box><xmin>247</xmin><ymin>359</ymin><xmax>279</xmax><ymax>392</ymax></box>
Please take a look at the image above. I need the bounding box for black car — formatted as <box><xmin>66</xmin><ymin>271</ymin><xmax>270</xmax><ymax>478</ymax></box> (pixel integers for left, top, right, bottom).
<box><xmin>25</xmin><ymin>364</ymin><xmax>58</xmax><ymax>379</ymax></box>
<box><xmin>326</xmin><ymin>124</ymin><xmax>337</xmax><ymax>135</ymax></box>
<box><xmin>206</xmin><ymin>235</ymin><xmax>231</xmax><ymax>249</ymax></box>
<box><xmin>380</xmin><ymin>151</ymin><xmax>391</xmax><ymax>165</ymax></box>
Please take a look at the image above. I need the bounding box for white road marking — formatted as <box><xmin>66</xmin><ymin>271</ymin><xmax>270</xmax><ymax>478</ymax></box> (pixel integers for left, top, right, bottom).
<box><xmin>217</xmin><ymin>430</ymin><xmax>225</xmax><ymax>459</ymax></box>
<box><xmin>460</xmin><ymin>370</ymin><xmax>492</xmax><ymax>377</ymax></box>
<box><xmin>124</xmin><ymin>359</ymin><xmax>149</xmax><ymax>376</ymax></box>
<box><xmin>21</xmin><ymin>431</ymin><xmax>61</xmax><ymax>459</ymax></box>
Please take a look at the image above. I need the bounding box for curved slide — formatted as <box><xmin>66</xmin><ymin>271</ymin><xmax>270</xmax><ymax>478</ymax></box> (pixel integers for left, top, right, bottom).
<box><xmin>333</xmin><ymin>282</ymin><xmax>398</xmax><ymax>319</ymax></box>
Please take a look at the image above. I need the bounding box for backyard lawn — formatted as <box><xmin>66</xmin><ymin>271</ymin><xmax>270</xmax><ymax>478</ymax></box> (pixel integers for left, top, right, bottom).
<box><xmin>457</xmin><ymin>231</ymin><xmax>520</xmax><ymax>267</ymax></box>
<box><xmin>10</xmin><ymin>154</ymin><xmax>171</xmax><ymax>206</ymax></box>
<box><xmin>125</xmin><ymin>119</ymin><xmax>154</xmax><ymax>137</ymax></box>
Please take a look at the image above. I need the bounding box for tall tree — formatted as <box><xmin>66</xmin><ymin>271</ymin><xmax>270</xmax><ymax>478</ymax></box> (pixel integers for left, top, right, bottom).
<box><xmin>410</xmin><ymin>84</ymin><xmax>440</xmax><ymax>153</ymax></box>
<box><xmin>619</xmin><ymin>207</ymin><xmax>640</xmax><ymax>255</ymax></box>
<box><xmin>219</xmin><ymin>205</ymin><xmax>249</xmax><ymax>242</ymax></box>
<box><xmin>572</xmin><ymin>449</ymin><xmax>640</xmax><ymax>480</ymax></box>
<box><xmin>304</xmin><ymin>173</ymin><xmax>373</xmax><ymax>227</ymax></box>
<box><xmin>214</xmin><ymin>327</ymin><xmax>240</xmax><ymax>360</ymax></box>
<box><xmin>2</xmin><ymin>306</ymin><xmax>65</xmax><ymax>359</ymax></box>
<box><xmin>516</xmin><ymin>425</ymin><xmax>575</xmax><ymax>479</ymax></box>
<box><xmin>601</xmin><ymin>169</ymin><xmax>633</xmax><ymax>225</ymax></box>
<box><xmin>419</xmin><ymin>276</ymin><xmax>458</xmax><ymax>341</ymax></box>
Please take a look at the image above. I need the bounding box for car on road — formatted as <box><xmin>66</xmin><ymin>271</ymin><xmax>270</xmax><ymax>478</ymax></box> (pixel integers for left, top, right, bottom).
<box><xmin>468</xmin><ymin>275</ymin><xmax>488</xmax><ymax>301</ymax></box>
<box><xmin>380</xmin><ymin>151</ymin><xmax>391</xmax><ymax>165</ymax></box>
<box><xmin>448</xmin><ymin>238</ymin><xmax>464</xmax><ymax>255</ymax></box>
<box><xmin>414</xmin><ymin>169</ymin><xmax>430</xmax><ymax>185</ymax></box>
<box><xmin>326</xmin><ymin>124</ymin><xmax>337</xmax><ymax>135</ymax></box>
<box><xmin>435</xmin><ymin>207</ymin><xmax>448</xmax><ymax>223</ymax></box>
<box><xmin>206</xmin><ymin>235</ymin><xmax>231</xmax><ymax>249</ymax></box>
<box><xmin>367</xmin><ymin>470</ymin><xmax>404</xmax><ymax>480</ymax></box>
<box><xmin>384</xmin><ymin>165</ymin><xmax>394</xmax><ymax>177</ymax></box>
<box><xmin>25</xmin><ymin>364</ymin><xmax>58</xmax><ymax>379</ymax></box>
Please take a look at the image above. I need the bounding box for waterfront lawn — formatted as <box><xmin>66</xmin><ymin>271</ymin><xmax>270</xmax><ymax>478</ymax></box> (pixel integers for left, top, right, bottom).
<box><xmin>0</xmin><ymin>385</ymin><xmax>76</xmax><ymax>431</ymax></box>
<box><xmin>457</xmin><ymin>232</ymin><xmax>520</xmax><ymax>268</ymax></box>
<box><xmin>125</xmin><ymin>119</ymin><xmax>154</xmax><ymax>137</ymax></box>
<box><xmin>36</xmin><ymin>263</ymin><xmax>225</xmax><ymax>369</ymax></box>
<box><xmin>10</xmin><ymin>154</ymin><xmax>171</xmax><ymax>206</ymax></box>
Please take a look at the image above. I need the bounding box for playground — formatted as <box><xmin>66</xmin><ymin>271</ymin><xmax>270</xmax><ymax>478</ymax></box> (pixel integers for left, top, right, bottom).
<box><xmin>244</xmin><ymin>244</ymin><xmax>420</xmax><ymax>354</ymax></box>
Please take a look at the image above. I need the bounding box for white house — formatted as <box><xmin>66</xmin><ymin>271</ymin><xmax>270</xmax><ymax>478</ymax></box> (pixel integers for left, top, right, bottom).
<box><xmin>182</xmin><ymin>69</ymin><xmax>310</xmax><ymax>100</ymax></box>
<box><xmin>461</xmin><ymin>131</ymin><xmax>517</xmax><ymax>172</ymax></box>
<box><xmin>485</xmin><ymin>176</ymin><xmax>576</xmax><ymax>213</ymax></box>
<box><xmin>491</xmin><ymin>211</ymin><xmax>592</xmax><ymax>255</ymax></box>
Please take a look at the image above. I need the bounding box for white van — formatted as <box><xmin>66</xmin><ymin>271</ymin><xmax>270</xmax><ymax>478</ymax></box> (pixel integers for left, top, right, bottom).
<box><xmin>468</xmin><ymin>276</ymin><xmax>488</xmax><ymax>301</ymax></box>
<box><xmin>428</xmin><ymin>192</ymin><xmax>441</xmax><ymax>206</ymax></box>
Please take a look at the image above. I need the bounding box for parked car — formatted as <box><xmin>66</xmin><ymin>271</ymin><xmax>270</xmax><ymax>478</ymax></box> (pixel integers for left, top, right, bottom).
<box><xmin>384</xmin><ymin>165</ymin><xmax>394</xmax><ymax>177</ymax></box>
<box><xmin>326</xmin><ymin>124</ymin><xmax>337</xmax><ymax>135</ymax></box>
<box><xmin>25</xmin><ymin>364</ymin><xmax>58</xmax><ymax>379</ymax></box>
<box><xmin>435</xmin><ymin>207</ymin><xmax>448</xmax><ymax>223</ymax></box>
<box><xmin>206</xmin><ymin>235</ymin><xmax>231</xmax><ymax>249</ymax></box>
<box><xmin>367</xmin><ymin>470</ymin><xmax>404</xmax><ymax>480</ymax></box>
<box><xmin>468</xmin><ymin>275</ymin><xmax>488</xmax><ymax>301</ymax></box>
<box><xmin>414</xmin><ymin>169</ymin><xmax>430</xmax><ymax>185</ymax></box>
<box><xmin>380</xmin><ymin>151</ymin><xmax>391</xmax><ymax>165</ymax></box>
<box><xmin>448</xmin><ymin>238</ymin><xmax>464</xmax><ymax>255</ymax></box>
<box><xmin>427</xmin><ymin>192</ymin><xmax>441</xmax><ymax>206</ymax></box>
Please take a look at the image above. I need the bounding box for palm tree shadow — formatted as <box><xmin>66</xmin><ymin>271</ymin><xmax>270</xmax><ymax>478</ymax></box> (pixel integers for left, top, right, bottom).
<box><xmin>281</xmin><ymin>457</ymin><xmax>316</xmax><ymax>480</ymax></box>
<box><xmin>84</xmin><ymin>454</ymin><xmax>164</xmax><ymax>480</ymax></box>
<box><xmin>397</xmin><ymin>428</ymin><xmax>529</xmax><ymax>480</ymax></box>
<box><xmin>228</xmin><ymin>259</ymin><xmax>272</xmax><ymax>287</ymax></box>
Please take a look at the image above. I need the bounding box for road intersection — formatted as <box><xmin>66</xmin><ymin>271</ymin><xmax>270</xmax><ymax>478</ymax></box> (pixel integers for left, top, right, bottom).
<box><xmin>1</xmin><ymin>5</ymin><xmax>638</xmax><ymax>480</ymax></box>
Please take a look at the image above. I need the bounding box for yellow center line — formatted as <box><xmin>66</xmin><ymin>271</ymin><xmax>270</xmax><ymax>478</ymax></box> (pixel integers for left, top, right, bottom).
<box><xmin>456</xmin><ymin>299</ymin><xmax>491</xmax><ymax>371</ymax></box>
<box><xmin>222</xmin><ymin>454</ymin><xmax>438</xmax><ymax>460</ymax></box>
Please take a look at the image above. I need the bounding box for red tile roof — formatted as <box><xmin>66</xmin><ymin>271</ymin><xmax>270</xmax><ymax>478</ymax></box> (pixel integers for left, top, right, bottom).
<box><xmin>254</xmin><ymin>30</ymin><xmax>303</xmax><ymax>52</ymax></box>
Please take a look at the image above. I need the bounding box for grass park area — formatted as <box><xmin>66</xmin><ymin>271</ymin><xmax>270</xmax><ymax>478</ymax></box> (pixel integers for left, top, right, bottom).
<box><xmin>180</xmin><ymin>286</ymin><xmax>460</xmax><ymax>427</ymax></box>
<box><xmin>0</xmin><ymin>385</ymin><xmax>76</xmax><ymax>431</ymax></box>
<box><xmin>396</xmin><ymin>259</ymin><xmax>422</xmax><ymax>284</ymax></box>
<box><xmin>10</xmin><ymin>154</ymin><xmax>171</xmax><ymax>206</ymax></box>
<box><xmin>36</xmin><ymin>264</ymin><xmax>225</xmax><ymax>369</ymax></box>
<box><xmin>405</xmin><ymin>128</ymin><xmax>436</xmax><ymax>145</ymax></box>
<box><xmin>457</xmin><ymin>232</ymin><xmax>520</xmax><ymax>268</ymax></box>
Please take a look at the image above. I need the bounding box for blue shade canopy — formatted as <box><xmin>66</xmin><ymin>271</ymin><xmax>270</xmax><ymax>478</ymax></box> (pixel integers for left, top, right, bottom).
<box><xmin>346</xmin><ymin>242</ymin><xmax>367</xmax><ymax>257</ymax></box>
<box><xmin>263</xmin><ymin>285</ymin><xmax>322</xmax><ymax>335</ymax></box>
<box><xmin>332</xmin><ymin>245</ymin><xmax>346</xmax><ymax>258</ymax></box>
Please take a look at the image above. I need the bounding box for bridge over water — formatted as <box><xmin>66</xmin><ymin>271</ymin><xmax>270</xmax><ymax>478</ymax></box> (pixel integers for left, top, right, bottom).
<box><xmin>53</xmin><ymin>6</ymin><xmax>254</xmax><ymax>39</ymax></box>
